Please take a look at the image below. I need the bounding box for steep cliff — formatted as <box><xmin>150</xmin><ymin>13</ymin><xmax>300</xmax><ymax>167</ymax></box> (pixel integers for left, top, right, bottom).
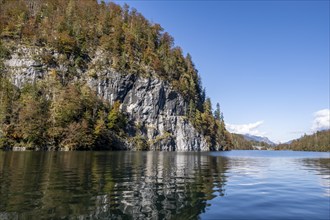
<box><xmin>0</xmin><ymin>0</ymin><xmax>232</xmax><ymax>151</ymax></box>
<box><xmin>88</xmin><ymin>72</ymin><xmax>208</xmax><ymax>151</ymax></box>
<box><xmin>2</xmin><ymin>44</ymin><xmax>208</xmax><ymax>151</ymax></box>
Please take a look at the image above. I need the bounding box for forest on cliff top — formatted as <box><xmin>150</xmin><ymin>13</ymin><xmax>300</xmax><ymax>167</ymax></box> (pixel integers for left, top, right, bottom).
<box><xmin>0</xmin><ymin>0</ymin><xmax>233</xmax><ymax>150</ymax></box>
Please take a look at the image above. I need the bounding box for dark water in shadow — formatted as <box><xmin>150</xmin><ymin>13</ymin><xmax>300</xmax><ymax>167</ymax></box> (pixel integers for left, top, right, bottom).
<box><xmin>0</xmin><ymin>150</ymin><xmax>329</xmax><ymax>219</ymax></box>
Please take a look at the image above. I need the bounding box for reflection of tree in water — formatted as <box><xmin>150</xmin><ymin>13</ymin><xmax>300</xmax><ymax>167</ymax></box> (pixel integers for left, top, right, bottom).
<box><xmin>300</xmin><ymin>158</ymin><xmax>330</xmax><ymax>176</ymax></box>
<box><xmin>0</xmin><ymin>152</ymin><xmax>102</xmax><ymax>218</ymax></box>
<box><xmin>300</xmin><ymin>158</ymin><xmax>330</xmax><ymax>197</ymax></box>
<box><xmin>0</xmin><ymin>152</ymin><xmax>228</xmax><ymax>219</ymax></box>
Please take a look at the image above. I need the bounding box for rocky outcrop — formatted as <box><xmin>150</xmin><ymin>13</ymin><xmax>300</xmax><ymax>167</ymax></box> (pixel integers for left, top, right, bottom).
<box><xmin>4</xmin><ymin>46</ymin><xmax>47</xmax><ymax>87</ymax></box>
<box><xmin>87</xmin><ymin>71</ymin><xmax>208</xmax><ymax>151</ymax></box>
<box><xmin>3</xmin><ymin>45</ymin><xmax>209</xmax><ymax>151</ymax></box>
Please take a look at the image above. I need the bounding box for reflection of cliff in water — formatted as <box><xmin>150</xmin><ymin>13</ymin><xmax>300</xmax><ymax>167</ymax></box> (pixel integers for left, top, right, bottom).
<box><xmin>0</xmin><ymin>152</ymin><xmax>228</xmax><ymax>219</ymax></box>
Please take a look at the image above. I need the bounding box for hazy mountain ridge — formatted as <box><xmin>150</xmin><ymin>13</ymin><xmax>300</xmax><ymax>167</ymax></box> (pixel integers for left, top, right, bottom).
<box><xmin>230</xmin><ymin>133</ymin><xmax>275</xmax><ymax>150</ymax></box>
<box><xmin>243</xmin><ymin>134</ymin><xmax>276</xmax><ymax>146</ymax></box>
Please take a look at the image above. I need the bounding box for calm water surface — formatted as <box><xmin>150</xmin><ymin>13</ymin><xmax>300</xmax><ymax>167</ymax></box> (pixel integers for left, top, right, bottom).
<box><xmin>0</xmin><ymin>150</ymin><xmax>329</xmax><ymax>219</ymax></box>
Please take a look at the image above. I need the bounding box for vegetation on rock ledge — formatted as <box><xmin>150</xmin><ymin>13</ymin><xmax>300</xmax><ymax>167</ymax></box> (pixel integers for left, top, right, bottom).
<box><xmin>0</xmin><ymin>0</ymin><xmax>233</xmax><ymax>150</ymax></box>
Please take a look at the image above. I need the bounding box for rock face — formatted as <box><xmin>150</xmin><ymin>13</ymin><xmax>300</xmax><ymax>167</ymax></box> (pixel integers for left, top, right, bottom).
<box><xmin>4</xmin><ymin>46</ymin><xmax>47</xmax><ymax>87</ymax></box>
<box><xmin>88</xmin><ymin>71</ymin><xmax>208</xmax><ymax>151</ymax></box>
<box><xmin>3</xmin><ymin>46</ymin><xmax>209</xmax><ymax>151</ymax></box>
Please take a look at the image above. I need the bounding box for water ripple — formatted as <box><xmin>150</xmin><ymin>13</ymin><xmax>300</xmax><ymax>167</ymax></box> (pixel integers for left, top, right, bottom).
<box><xmin>0</xmin><ymin>151</ymin><xmax>329</xmax><ymax>219</ymax></box>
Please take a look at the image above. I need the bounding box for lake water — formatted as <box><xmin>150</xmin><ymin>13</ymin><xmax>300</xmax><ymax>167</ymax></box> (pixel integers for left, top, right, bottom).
<box><xmin>0</xmin><ymin>150</ymin><xmax>329</xmax><ymax>219</ymax></box>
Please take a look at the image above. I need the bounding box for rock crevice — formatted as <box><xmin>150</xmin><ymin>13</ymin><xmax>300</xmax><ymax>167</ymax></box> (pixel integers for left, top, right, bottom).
<box><xmin>4</xmin><ymin>46</ymin><xmax>209</xmax><ymax>151</ymax></box>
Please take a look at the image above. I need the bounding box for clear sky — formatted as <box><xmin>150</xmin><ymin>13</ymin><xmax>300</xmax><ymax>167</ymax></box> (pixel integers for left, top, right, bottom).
<box><xmin>111</xmin><ymin>0</ymin><xmax>329</xmax><ymax>143</ymax></box>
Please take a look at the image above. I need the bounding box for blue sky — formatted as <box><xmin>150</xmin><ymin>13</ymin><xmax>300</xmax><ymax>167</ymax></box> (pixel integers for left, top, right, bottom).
<box><xmin>111</xmin><ymin>0</ymin><xmax>329</xmax><ymax>143</ymax></box>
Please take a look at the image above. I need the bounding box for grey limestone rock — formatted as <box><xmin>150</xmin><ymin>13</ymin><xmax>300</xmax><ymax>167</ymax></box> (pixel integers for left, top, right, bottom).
<box><xmin>87</xmin><ymin>70</ymin><xmax>208</xmax><ymax>151</ymax></box>
<box><xmin>4</xmin><ymin>46</ymin><xmax>209</xmax><ymax>151</ymax></box>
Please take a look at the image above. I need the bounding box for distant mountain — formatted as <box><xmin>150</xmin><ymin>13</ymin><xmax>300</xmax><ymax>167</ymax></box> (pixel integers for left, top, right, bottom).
<box><xmin>231</xmin><ymin>133</ymin><xmax>254</xmax><ymax>150</ymax></box>
<box><xmin>230</xmin><ymin>133</ymin><xmax>274</xmax><ymax>150</ymax></box>
<box><xmin>283</xmin><ymin>140</ymin><xmax>293</xmax><ymax>145</ymax></box>
<box><xmin>243</xmin><ymin>134</ymin><xmax>275</xmax><ymax>146</ymax></box>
